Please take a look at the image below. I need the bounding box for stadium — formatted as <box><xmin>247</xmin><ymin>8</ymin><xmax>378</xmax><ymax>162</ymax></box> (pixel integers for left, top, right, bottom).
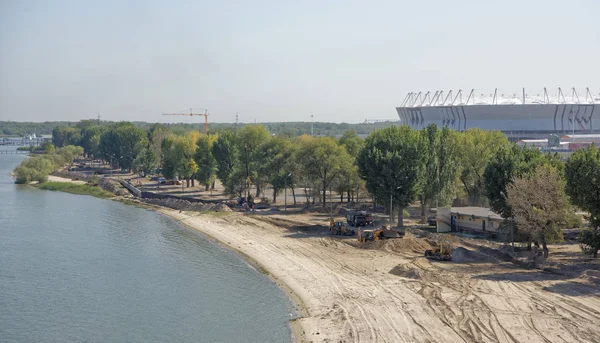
<box><xmin>396</xmin><ymin>88</ymin><xmax>599</xmax><ymax>140</ymax></box>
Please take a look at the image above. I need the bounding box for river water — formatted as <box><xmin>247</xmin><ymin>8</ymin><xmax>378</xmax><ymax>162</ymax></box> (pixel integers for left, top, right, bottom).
<box><xmin>0</xmin><ymin>148</ymin><xmax>294</xmax><ymax>342</ymax></box>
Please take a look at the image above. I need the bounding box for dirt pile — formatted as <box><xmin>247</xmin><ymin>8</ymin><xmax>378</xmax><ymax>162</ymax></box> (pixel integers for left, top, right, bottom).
<box><xmin>98</xmin><ymin>177</ymin><xmax>127</xmax><ymax>196</ymax></box>
<box><xmin>580</xmin><ymin>270</ymin><xmax>600</xmax><ymax>285</ymax></box>
<box><xmin>141</xmin><ymin>197</ymin><xmax>231</xmax><ymax>212</ymax></box>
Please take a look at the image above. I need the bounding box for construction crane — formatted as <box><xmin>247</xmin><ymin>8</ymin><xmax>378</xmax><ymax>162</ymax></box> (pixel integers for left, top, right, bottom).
<box><xmin>162</xmin><ymin>108</ymin><xmax>209</xmax><ymax>134</ymax></box>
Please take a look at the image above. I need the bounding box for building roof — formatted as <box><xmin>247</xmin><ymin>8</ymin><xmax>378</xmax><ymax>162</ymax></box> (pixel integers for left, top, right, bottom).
<box><xmin>450</xmin><ymin>207</ymin><xmax>503</xmax><ymax>220</ymax></box>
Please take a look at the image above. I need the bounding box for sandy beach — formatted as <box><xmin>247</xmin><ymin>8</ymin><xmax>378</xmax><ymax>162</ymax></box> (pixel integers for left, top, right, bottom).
<box><xmin>156</xmin><ymin>209</ymin><xmax>600</xmax><ymax>343</ymax></box>
<box><xmin>47</xmin><ymin>175</ymin><xmax>87</xmax><ymax>184</ymax></box>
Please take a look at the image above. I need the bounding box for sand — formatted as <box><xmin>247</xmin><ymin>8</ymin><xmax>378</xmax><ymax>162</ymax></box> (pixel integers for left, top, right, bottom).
<box><xmin>47</xmin><ymin>175</ymin><xmax>87</xmax><ymax>184</ymax></box>
<box><xmin>157</xmin><ymin>209</ymin><xmax>600</xmax><ymax>343</ymax></box>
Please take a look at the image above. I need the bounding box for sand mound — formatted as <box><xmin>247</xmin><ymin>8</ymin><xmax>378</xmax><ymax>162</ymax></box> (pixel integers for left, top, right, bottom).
<box><xmin>389</xmin><ymin>265</ymin><xmax>423</xmax><ymax>279</ymax></box>
<box><xmin>580</xmin><ymin>270</ymin><xmax>600</xmax><ymax>285</ymax></box>
<box><xmin>382</xmin><ymin>237</ymin><xmax>434</xmax><ymax>254</ymax></box>
<box><xmin>141</xmin><ymin>197</ymin><xmax>231</xmax><ymax>212</ymax></box>
<box><xmin>213</xmin><ymin>203</ymin><xmax>233</xmax><ymax>212</ymax></box>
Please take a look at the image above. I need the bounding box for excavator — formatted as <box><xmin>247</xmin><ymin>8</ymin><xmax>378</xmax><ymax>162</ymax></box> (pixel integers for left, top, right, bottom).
<box><xmin>424</xmin><ymin>241</ymin><xmax>453</xmax><ymax>261</ymax></box>
<box><xmin>330</xmin><ymin>219</ymin><xmax>355</xmax><ymax>236</ymax></box>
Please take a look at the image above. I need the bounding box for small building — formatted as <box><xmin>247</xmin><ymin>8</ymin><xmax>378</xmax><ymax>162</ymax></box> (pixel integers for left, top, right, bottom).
<box><xmin>436</xmin><ymin>207</ymin><xmax>504</xmax><ymax>236</ymax></box>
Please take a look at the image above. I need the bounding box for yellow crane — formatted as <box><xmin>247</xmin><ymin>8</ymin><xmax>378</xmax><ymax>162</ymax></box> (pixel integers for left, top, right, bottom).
<box><xmin>162</xmin><ymin>108</ymin><xmax>209</xmax><ymax>134</ymax></box>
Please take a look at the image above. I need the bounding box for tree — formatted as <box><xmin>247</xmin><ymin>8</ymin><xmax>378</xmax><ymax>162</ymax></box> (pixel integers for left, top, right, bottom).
<box><xmin>79</xmin><ymin>125</ymin><xmax>105</xmax><ymax>157</ymax></box>
<box><xmin>507</xmin><ymin>166</ymin><xmax>568</xmax><ymax>258</ymax></box>
<box><xmin>357</xmin><ymin>126</ymin><xmax>422</xmax><ymax>226</ymax></box>
<box><xmin>195</xmin><ymin>134</ymin><xmax>218</xmax><ymax>190</ymax></box>
<box><xmin>52</xmin><ymin>126</ymin><xmax>81</xmax><ymax>148</ymax></box>
<box><xmin>295</xmin><ymin>136</ymin><xmax>353</xmax><ymax>208</ymax></box>
<box><xmin>253</xmin><ymin>137</ymin><xmax>293</xmax><ymax>203</ymax></box>
<box><xmin>133</xmin><ymin>147</ymin><xmax>157</xmax><ymax>175</ymax></box>
<box><xmin>98</xmin><ymin>123</ymin><xmax>147</xmax><ymax>170</ymax></box>
<box><xmin>565</xmin><ymin>146</ymin><xmax>600</xmax><ymax>257</ymax></box>
<box><xmin>339</xmin><ymin>130</ymin><xmax>364</xmax><ymax>158</ymax></box>
<box><xmin>419</xmin><ymin>124</ymin><xmax>458</xmax><ymax>218</ymax></box>
<box><xmin>235</xmin><ymin>125</ymin><xmax>270</xmax><ymax>197</ymax></box>
<box><xmin>212</xmin><ymin>131</ymin><xmax>238</xmax><ymax>186</ymax></box>
<box><xmin>484</xmin><ymin>144</ymin><xmax>547</xmax><ymax>218</ymax></box>
<box><xmin>456</xmin><ymin>129</ymin><xmax>509</xmax><ymax>205</ymax></box>
<box><xmin>148</xmin><ymin>124</ymin><xmax>170</xmax><ymax>170</ymax></box>
<box><xmin>162</xmin><ymin>132</ymin><xmax>199</xmax><ymax>188</ymax></box>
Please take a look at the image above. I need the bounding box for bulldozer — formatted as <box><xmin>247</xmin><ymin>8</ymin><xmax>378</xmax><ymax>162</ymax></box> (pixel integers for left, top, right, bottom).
<box><xmin>357</xmin><ymin>226</ymin><xmax>404</xmax><ymax>242</ymax></box>
<box><xmin>424</xmin><ymin>242</ymin><xmax>453</xmax><ymax>261</ymax></box>
<box><xmin>330</xmin><ymin>219</ymin><xmax>355</xmax><ymax>236</ymax></box>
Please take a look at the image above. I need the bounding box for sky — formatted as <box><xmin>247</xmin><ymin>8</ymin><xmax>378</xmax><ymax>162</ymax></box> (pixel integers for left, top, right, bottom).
<box><xmin>1</xmin><ymin>0</ymin><xmax>599</xmax><ymax>124</ymax></box>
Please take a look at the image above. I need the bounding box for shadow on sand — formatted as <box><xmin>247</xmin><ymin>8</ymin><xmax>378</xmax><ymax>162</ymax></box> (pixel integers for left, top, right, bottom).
<box><xmin>473</xmin><ymin>271</ymin><xmax>570</xmax><ymax>282</ymax></box>
<box><xmin>542</xmin><ymin>281</ymin><xmax>600</xmax><ymax>296</ymax></box>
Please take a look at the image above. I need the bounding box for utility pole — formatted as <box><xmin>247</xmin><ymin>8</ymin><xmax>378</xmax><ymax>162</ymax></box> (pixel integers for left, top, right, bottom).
<box><xmin>390</xmin><ymin>191</ymin><xmax>393</xmax><ymax>225</ymax></box>
<box><xmin>311</xmin><ymin>115</ymin><xmax>315</xmax><ymax>136</ymax></box>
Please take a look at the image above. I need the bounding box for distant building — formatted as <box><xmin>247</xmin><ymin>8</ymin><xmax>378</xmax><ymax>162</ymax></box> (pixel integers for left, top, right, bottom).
<box><xmin>436</xmin><ymin>207</ymin><xmax>504</xmax><ymax>236</ymax></box>
<box><xmin>396</xmin><ymin>88</ymin><xmax>599</xmax><ymax>139</ymax></box>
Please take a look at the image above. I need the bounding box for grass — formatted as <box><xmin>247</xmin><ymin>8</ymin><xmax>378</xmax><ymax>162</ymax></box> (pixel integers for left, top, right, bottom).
<box><xmin>37</xmin><ymin>182</ymin><xmax>114</xmax><ymax>198</ymax></box>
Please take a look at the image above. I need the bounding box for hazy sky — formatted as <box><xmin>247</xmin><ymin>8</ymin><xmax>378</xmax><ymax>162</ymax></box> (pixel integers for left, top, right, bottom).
<box><xmin>1</xmin><ymin>0</ymin><xmax>599</xmax><ymax>124</ymax></box>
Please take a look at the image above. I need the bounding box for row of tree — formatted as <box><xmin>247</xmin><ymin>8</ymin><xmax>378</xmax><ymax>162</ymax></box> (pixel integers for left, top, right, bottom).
<box><xmin>48</xmin><ymin>121</ymin><xmax>600</xmax><ymax>257</ymax></box>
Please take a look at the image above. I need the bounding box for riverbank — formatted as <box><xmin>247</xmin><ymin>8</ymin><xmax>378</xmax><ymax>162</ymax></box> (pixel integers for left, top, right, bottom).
<box><xmin>36</xmin><ymin>182</ymin><xmax>114</xmax><ymax>198</ymax></box>
<box><xmin>29</xmin><ymin>175</ymin><xmax>600</xmax><ymax>342</ymax></box>
<box><xmin>155</xmin><ymin>208</ymin><xmax>600</xmax><ymax>343</ymax></box>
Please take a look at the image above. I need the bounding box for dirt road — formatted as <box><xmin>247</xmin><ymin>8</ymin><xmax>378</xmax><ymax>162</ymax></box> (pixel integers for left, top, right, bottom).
<box><xmin>162</xmin><ymin>209</ymin><xmax>600</xmax><ymax>343</ymax></box>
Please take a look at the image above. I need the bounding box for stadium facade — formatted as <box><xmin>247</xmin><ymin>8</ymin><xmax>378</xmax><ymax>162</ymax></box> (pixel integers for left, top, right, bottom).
<box><xmin>396</xmin><ymin>88</ymin><xmax>599</xmax><ymax>135</ymax></box>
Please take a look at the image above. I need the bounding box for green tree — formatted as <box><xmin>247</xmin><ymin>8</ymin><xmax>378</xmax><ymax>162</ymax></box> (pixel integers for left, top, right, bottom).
<box><xmin>295</xmin><ymin>136</ymin><xmax>353</xmax><ymax>208</ymax></box>
<box><xmin>339</xmin><ymin>130</ymin><xmax>364</xmax><ymax>158</ymax></box>
<box><xmin>161</xmin><ymin>132</ymin><xmax>199</xmax><ymax>187</ymax></box>
<box><xmin>357</xmin><ymin>126</ymin><xmax>422</xmax><ymax>226</ymax></box>
<box><xmin>148</xmin><ymin>124</ymin><xmax>170</xmax><ymax>169</ymax></box>
<box><xmin>419</xmin><ymin>124</ymin><xmax>458</xmax><ymax>218</ymax></box>
<box><xmin>484</xmin><ymin>144</ymin><xmax>547</xmax><ymax>218</ymax></box>
<box><xmin>98</xmin><ymin>122</ymin><xmax>147</xmax><ymax>170</ymax></box>
<box><xmin>253</xmin><ymin>137</ymin><xmax>293</xmax><ymax>203</ymax></box>
<box><xmin>195</xmin><ymin>134</ymin><xmax>218</xmax><ymax>190</ymax></box>
<box><xmin>456</xmin><ymin>129</ymin><xmax>509</xmax><ymax>205</ymax></box>
<box><xmin>212</xmin><ymin>131</ymin><xmax>238</xmax><ymax>186</ymax></box>
<box><xmin>507</xmin><ymin>165</ymin><xmax>568</xmax><ymax>258</ymax></box>
<box><xmin>565</xmin><ymin>146</ymin><xmax>600</xmax><ymax>257</ymax></box>
<box><xmin>133</xmin><ymin>147</ymin><xmax>157</xmax><ymax>175</ymax></box>
<box><xmin>52</xmin><ymin>126</ymin><xmax>81</xmax><ymax>148</ymax></box>
<box><xmin>235</xmin><ymin>125</ymin><xmax>270</xmax><ymax>197</ymax></box>
<box><xmin>79</xmin><ymin>125</ymin><xmax>105</xmax><ymax>157</ymax></box>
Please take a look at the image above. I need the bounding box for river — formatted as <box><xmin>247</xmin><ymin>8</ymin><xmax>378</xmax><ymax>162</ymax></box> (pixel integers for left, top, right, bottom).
<box><xmin>0</xmin><ymin>147</ymin><xmax>294</xmax><ymax>342</ymax></box>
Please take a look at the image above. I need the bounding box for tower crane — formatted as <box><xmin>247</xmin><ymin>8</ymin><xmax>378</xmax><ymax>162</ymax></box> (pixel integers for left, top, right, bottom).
<box><xmin>162</xmin><ymin>108</ymin><xmax>209</xmax><ymax>134</ymax></box>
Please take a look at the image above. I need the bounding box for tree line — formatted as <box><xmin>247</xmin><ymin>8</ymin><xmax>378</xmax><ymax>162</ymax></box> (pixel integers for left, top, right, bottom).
<box><xmin>2</xmin><ymin>119</ymin><xmax>401</xmax><ymax>137</ymax></box>
<box><xmin>48</xmin><ymin>121</ymin><xmax>600</xmax><ymax>257</ymax></box>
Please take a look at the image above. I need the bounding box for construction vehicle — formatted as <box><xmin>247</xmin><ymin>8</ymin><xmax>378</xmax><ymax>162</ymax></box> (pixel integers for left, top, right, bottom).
<box><xmin>424</xmin><ymin>242</ymin><xmax>453</xmax><ymax>261</ymax></box>
<box><xmin>329</xmin><ymin>219</ymin><xmax>355</xmax><ymax>236</ymax></box>
<box><xmin>357</xmin><ymin>226</ymin><xmax>403</xmax><ymax>242</ymax></box>
<box><xmin>346</xmin><ymin>211</ymin><xmax>374</xmax><ymax>227</ymax></box>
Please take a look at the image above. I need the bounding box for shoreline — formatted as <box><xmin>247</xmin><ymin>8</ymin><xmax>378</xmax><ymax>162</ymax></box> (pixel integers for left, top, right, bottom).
<box><xmin>127</xmin><ymin>201</ymin><xmax>309</xmax><ymax>343</ymax></box>
<box><xmin>22</xmin><ymin>179</ymin><xmax>600</xmax><ymax>342</ymax></box>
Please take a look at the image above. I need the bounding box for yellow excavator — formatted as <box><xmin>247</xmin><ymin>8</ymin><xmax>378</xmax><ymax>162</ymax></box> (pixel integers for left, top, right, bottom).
<box><xmin>424</xmin><ymin>242</ymin><xmax>453</xmax><ymax>261</ymax></box>
<box><xmin>330</xmin><ymin>219</ymin><xmax>355</xmax><ymax>236</ymax></box>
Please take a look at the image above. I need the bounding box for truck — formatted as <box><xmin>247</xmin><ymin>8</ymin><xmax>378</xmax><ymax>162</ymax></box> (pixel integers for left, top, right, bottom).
<box><xmin>346</xmin><ymin>211</ymin><xmax>374</xmax><ymax>227</ymax></box>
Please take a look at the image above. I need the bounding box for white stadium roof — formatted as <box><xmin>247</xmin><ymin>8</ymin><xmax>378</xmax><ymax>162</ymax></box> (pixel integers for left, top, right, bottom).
<box><xmin>400</xmin><ymin>88</ymin><xmax>599</xmax><ymax>107</ymax></box>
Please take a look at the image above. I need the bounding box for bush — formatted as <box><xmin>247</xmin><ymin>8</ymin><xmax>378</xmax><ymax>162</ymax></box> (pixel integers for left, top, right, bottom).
<box><xmin>12</xmin><ymin>145</ymin><xmax>84</xmax><ymax>184</ymax></box>
<box><xmin>565</xmin><ymin>211</ymin><xmax>583</xmax><ymax>229</ymax></box>
<box><xmin>579</xmin><ymin>228</ymin><xmax>600</xmax><ymax>258</ymax></box>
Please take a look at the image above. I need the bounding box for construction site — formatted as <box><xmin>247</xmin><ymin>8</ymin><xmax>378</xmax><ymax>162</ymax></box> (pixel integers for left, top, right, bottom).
<box><xmin>107</xmin><ymin>175</ymin><xmax>599</xmax><ymax>343</ymax></box>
